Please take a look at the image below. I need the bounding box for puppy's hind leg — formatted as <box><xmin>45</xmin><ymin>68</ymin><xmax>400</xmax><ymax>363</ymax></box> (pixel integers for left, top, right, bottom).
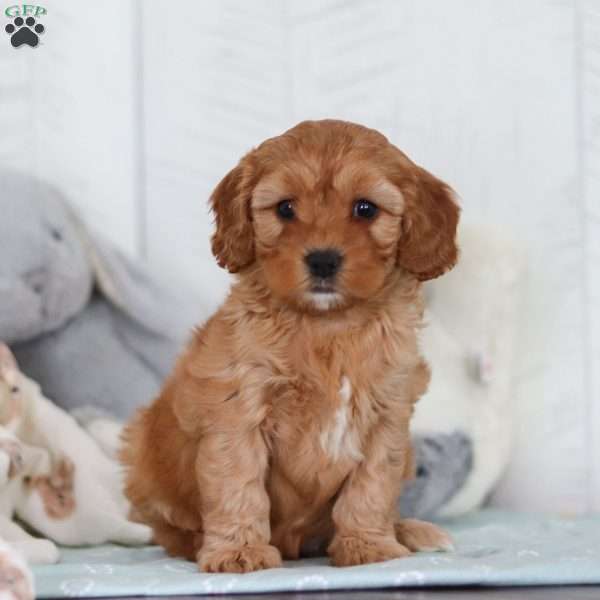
<box><xmin>394</xmin><ymin>518</ymin><xmax>454</xmax><ymax>553</ymax></box>
<box><xmin>151</xmin><ymin>518</ymin><xmax>201</xmax><ymax>561</ymax></box>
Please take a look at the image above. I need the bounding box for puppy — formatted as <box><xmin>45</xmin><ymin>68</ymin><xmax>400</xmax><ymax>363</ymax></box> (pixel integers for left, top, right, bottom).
<box><xmin>121</xmin><ymin>119</ymin><xmax>459</xmax><ymax>573</ymax></box>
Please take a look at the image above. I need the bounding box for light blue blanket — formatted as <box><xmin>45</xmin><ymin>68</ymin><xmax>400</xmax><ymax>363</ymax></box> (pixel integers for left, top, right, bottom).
<box><xmin>33</xmin><ymin>510</ymin><xmax>600</xmax><ymax>597</ymax></box>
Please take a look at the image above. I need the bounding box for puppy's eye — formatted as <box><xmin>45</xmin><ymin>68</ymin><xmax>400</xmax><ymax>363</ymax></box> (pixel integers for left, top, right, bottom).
<box><xmin>353</xmin><ymin>199</ymin><xmax>378</xmax><ymax>220</ymax></box>
<box><xmin>10</xmin><ymin>386</ymin><xmax>19</xmax><ymax>394</ymax></box>
<box><xmin>277</xmin><ymin>200</ymin><xmax>295</xmax><ymax>221</ymax></box>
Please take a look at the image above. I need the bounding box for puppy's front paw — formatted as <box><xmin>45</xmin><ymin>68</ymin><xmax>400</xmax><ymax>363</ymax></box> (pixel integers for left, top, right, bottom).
<box><xmin>394</xmin><ymin>519</ymin><xmax>454</xmax><ymax>552</ymax></box>
<box><xmin>197</xmin><ymin>543</ymin><xmax>282</xmax><ymax>573</ymax></box>
<box><xmin>328</xmin><ymin>534</ymin><xmax>410</xmax><ymax>567</ymax></box>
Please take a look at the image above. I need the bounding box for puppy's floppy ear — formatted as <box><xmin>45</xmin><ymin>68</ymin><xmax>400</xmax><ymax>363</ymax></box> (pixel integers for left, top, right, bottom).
<box><xmin>210</xmin><ymin>154</ymin><xmax>256</xmax><ymax>273</ymax></box>
<box><xmin>396</xmin><ymin>167</ymin><xmax>460</xmax><ymax>281</ymax></box>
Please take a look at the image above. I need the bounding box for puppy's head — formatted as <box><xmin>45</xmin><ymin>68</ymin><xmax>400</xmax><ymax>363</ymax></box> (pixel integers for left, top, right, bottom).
<box><xmin>211</xmin><ymin>120</ymin><xmax>459</xmax><ymax>312</ymax></box>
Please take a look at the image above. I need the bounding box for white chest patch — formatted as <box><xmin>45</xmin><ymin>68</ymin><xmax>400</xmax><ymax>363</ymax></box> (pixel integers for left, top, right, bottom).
<box><xmin>320</xmin><ymin>376</ymin><xmax>363</xmax><ymax>462</ymax></box>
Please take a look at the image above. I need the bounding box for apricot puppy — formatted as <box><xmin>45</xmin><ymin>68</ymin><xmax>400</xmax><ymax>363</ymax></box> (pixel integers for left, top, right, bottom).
<box><xmin>121</xmin><ymin>119</ymin><xmax>459</xmax><ymax>573</ymax></box>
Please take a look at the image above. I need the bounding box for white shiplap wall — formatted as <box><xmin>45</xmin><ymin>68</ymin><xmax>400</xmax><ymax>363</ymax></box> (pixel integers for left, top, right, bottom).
<box><xmin>141</xmin><ymin>0</ymin><xmax>291</xmax><ymax>309</ymax></box>
<box><xmin>0</xmin><ymin>0</ymin><xmax>140</xmax><ymax>256</ymax></box>
<box><xmin>0</xmin><ymin>0</ymin><xmax>597</xmax><ymax>512</ymax></box>
<box><xmin>579</xmin><ymin>0</ymin><xmax>600</xmax><ymax>512</ymax></box>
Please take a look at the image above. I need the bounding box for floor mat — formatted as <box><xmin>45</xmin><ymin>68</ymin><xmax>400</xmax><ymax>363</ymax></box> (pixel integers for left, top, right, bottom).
<box><xmin>33</xmin><ymin>510</ymin><xmax>600</xmax><ymax>597</ymax></box>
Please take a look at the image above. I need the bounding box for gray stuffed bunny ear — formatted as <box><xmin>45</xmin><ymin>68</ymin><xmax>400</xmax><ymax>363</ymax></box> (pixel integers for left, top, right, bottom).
<box><xmin>66</xmin><ymin>207</ymin><xmax>203</xmax><ymax>338</ymax></box>
<box><xmin>74</xmin><ymin>222</ymin><xmax>205</xmax><ymax>379</ymax></box>
<box><xmin>82</xmin><ymin>232</ymin><xmax>181</xmax><ymax>336</ymax></box>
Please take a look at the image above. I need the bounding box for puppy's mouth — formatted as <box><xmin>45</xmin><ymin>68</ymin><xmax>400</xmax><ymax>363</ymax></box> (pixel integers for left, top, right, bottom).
<box><xmin>310</xmin><ymin>281</ymin><xmax>337</xmax><ymax>294</ymax></box>
<box><xmin>304</xmin><ymin>281</ymin><xmax>343</xmax><ymax>311</ymax></box>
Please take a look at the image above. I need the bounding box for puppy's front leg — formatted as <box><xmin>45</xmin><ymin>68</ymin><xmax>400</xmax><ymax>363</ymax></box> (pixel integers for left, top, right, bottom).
<box><xmin>328</xmin><ymin>421</ymin><xmax>411</xmax><ymax>567</ymax></box>
<box><xmin>195</xmin><ymin>425</ymin><xmax>281</xmax><ymax>573</ymax></box>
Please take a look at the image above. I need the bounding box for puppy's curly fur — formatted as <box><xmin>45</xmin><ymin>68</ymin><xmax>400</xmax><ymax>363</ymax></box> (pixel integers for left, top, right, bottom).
<box><xmin>121</xmin><ymin>120</ymin><xmax>459</xmax><ymax>572</ymax></box>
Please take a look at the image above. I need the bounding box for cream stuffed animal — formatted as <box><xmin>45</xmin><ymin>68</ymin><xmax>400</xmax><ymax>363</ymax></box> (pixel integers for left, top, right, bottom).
<box><xmin>0</xmin><ymin>343</ymin><xmax>151</xmax><ymax>565</ymax></box>
<box><xmin>0</xmin><ymin>425</ymin><xmax>59</xmax><ymax>565</ymax></box>
<box><xmin>0</xmin><ymin>537</ymin><xmax>34</xmax><ymax>600</ymax></box>
<box><xmin>411</xmin><ymin>224</ymin><xmax>523</xmax><ymax>517</ymax></box>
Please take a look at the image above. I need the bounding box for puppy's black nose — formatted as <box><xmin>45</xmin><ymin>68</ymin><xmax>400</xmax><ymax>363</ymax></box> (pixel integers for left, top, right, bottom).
<box><xmin>304</xmin><ymin>249</ymin><xmax>343</xmax><ymax>279</ymax></box>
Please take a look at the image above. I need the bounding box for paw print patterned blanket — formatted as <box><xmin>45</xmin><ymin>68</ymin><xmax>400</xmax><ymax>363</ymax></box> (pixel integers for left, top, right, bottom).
<box><xmin>32</xmin><ymin>510</ymin><xmax>600</xmax><ymax>597</ymax></box>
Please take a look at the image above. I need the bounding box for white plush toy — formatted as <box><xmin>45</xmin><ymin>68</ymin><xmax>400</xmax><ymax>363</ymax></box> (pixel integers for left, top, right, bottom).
<box><xmin>0</xmin><ymin>343</ymin><xmax>151</xmax><ymax>565</ymax></box>
<box><xmin>0</xmin><ymin>537</ymin><xmax>34</xmax><ymax>600</ymax></box>
<box><xmin>410</xmin><ymin>223</ymin><xmax>524</xmax><ymax>517</ymax></box>
<box><xmin>0</xmin><ymin>424</ymin><xmax>59</xmax><ymax>566</ymax></box>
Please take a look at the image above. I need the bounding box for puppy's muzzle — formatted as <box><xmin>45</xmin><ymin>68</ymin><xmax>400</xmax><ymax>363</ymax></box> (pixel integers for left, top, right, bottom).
<box><xmin>304</xmin><ymin>249</ymin><xmax>343</xmax><ymax>281</ymax></box>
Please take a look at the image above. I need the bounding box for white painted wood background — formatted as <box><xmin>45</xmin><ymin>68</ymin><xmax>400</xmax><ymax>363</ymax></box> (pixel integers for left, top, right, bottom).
<box><xmin>0</xmin><ymin>0</ymin><xmax>598</xmax><ymax>513</ymax></box>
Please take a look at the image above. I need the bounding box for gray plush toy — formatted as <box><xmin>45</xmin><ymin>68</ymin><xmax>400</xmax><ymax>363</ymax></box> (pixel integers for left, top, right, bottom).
<box><xmin>0</xmin><ymin>168</ymin><xmax>203</xmax><ymax>419</ymax></box>
<box><xmin>0</xmin><ymin>168</ymin><xmax>472</xmax><ymax>519</ymax></box>
<box><xmin>401</xmin><ymin>432</ymin><xmax>472</xmax><ymax>518</ymax></box>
